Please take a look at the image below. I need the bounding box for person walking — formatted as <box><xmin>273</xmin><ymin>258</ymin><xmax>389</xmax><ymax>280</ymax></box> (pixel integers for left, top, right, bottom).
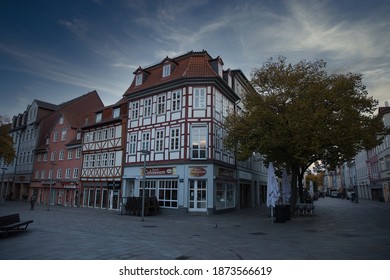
<box><xmin>30</xmin><ymin>193</ymin><xmax>37</xmax><ymax>210</ymax></box>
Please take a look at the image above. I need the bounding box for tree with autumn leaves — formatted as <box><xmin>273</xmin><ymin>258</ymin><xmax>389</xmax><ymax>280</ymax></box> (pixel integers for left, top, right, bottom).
<box><xmin>0</xmin><ymin>115</ymin><xmax>15</xmax><ymax>166</ymax></box>
<box><xmin>224</xmin><ymin>57</ymin><xmax>388</xmax><ymax>205</ymax></box>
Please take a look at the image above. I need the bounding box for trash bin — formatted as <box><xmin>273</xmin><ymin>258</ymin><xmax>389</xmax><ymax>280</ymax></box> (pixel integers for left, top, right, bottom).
<box><xmin>274</xmin><ymin>205</ymin><xmax>287</xmax><ymax>223</ymax></box>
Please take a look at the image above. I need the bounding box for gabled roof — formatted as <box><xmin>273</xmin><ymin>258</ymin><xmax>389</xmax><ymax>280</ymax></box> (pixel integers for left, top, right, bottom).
<box><xmin>34</xmin><ymin>100</ymin><xmax>58</xmax><ymax>111</ymax></box>
<box><xmin>35</xmin><ymin>90</ymin><xmax>104</xmax><ymax>151</ymax></box>
<box><xmin>124</xmin><ymin>50</ymin><xmax>219</xmax><ymax>97</ymax></box>
<box><xmin>82</xmin><ymin>97</ymin><xmax>127</xmax><ymax>130</ymax></box>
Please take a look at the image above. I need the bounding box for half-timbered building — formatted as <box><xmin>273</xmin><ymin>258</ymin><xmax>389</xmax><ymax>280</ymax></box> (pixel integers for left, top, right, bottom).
<box><xmin>80</xmin><ymin>99</ymin><xmax>127</xmax><ymax>210</ymax></box>
<box><xmin>122</xmin><ymin>50</ymin><xmax>265</xmax><ymax>214</ymax></box>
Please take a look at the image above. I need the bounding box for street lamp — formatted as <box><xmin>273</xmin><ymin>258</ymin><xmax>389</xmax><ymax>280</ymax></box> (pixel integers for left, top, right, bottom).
<box><xmin>1</xmin><ymin>167</ymin><xmax>7</xmax><ymax>204</ymax></box>
<box><xmin>140</xmin><ymin>149</ymin><xmax>150</xmax><ymax>222</ymax></box>
<box><xmin>47</xmin><ymin>162</ymin><xmax>56</xmax><ymax>211</ymax></box>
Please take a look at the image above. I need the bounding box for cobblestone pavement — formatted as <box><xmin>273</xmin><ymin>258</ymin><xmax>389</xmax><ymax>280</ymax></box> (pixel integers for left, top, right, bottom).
<box><xmin>1</xmin><ymin>197</ymin><xmax>390</xmax><ymax>260</ymax></box>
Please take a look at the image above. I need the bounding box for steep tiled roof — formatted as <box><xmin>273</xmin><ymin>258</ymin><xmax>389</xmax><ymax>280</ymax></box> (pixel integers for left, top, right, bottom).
<box><xmin>35</xmin><ymin>90</ymin><xmax>104</xmax><ymax>151</ymax></box>
<box><xmin>34</xmin><ymin>100</ymin><xmax>58</xmax><ymax>111</ymax></box>
<box><xmin>124</xmin><ymin>51</ymin><xmax>219</xmax><ymax>96</ymax></box>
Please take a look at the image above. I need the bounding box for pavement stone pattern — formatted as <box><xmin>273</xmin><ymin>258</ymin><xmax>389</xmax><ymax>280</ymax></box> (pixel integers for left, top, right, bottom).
<box><xmin>1</xmin><ymin>197</ymin><xmax>390</xmax><ymax>260</ymax></box>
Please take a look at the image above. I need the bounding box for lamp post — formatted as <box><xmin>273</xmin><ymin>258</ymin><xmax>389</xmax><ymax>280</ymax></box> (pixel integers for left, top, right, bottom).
<box><xmin>1</xmin><ymin>167</ymin><xmax>7</xmax><ymax>204</ymax></box>
<box><xmin>47</xmin><ymin>162</ymin><xmax>55</xmax><ymax>211</ymax></box>
<box><xmin>140</xmin><ymin>149</ymin><xmax>150</xmax><ymax>222</ymax></box>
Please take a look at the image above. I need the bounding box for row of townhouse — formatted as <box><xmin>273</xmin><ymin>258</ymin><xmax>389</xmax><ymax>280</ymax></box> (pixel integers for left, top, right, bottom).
<box><xmin>1</xmin><ymin>50</ymin><xmax>268</xmax><ymax>214</ymax></box>
<box><xmin>323</xmin><ymin>103</ymin><xmax>390</xmax><ymax>202</ymax></box>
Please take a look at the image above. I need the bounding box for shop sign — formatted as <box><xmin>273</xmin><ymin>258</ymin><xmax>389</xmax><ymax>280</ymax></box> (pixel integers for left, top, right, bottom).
<box><xmin>63</xmin><ymin>184</ymin><xmax>78</xmax><ymax>189</ymax></box>
<box><xmin>190</xmin><ymin>167</ymin><xmax>207</xmax><ymax>177</ymax></box>
<box><xmin>142</xmin><ymin>167</ymin><xmax>176</xmax><ymax>176</ymax></box>
<box><xmin>108</xmin><ymin>181</ymin><xmax>121</xmax><ymax>189</ymax></box>
<box><xmin>218</xmin><ymin>168</ymin><xmax>234</xmax><ymax>178</ymax></box>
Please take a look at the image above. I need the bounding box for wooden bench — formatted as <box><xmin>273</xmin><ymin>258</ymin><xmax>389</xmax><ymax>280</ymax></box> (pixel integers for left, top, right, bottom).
<box><xmin>0</xmin><ymin>213</ymin><xmax>33</xmax><ymax>236</ymax></box>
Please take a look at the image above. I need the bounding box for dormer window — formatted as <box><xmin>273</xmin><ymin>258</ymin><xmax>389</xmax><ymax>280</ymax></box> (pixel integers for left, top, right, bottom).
<box><xmin>135</xmin><ymin>74</ymin><xmax>143</xmax><ymax>86</ymax></box>
<box><xmin>163</xmin><ymin>64</ymin><xmax>171</xmax><ymax>77</ymax></box>
<box><xmin>59</xmin><ymin>116</ymin><xmax>64</xmax><ymax>125</ymax></box>
<box><xmin>113</xmin><ymin>107</ymin><xmax>120</xmax><ymax>118</ymax></box>
<box><xmin>95</xmin><ymin>112</ymin><xmax>102</xmax><ymax>123</ymax></box>
<box><xmin>218</xmin><ymin>62</ymin><xmax>223</xmax><ymax>77</ymax></box>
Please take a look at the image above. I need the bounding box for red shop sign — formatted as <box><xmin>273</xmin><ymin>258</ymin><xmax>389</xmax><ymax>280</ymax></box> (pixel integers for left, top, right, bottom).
<box><xmin>190</xmin><ymin>167</ymin><xmax>207</xmax><ymax>177</ymax></box>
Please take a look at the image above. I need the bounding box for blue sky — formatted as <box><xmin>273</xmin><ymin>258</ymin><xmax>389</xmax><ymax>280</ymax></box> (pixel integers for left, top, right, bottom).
<box><xmin>1</xmin><ymin>0</ymin><xmax>389</xmax><ymax>118</ymax></box>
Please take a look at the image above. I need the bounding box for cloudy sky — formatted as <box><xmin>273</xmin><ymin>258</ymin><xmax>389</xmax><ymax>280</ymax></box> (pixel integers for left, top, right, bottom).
<box><xmin>1</xmin><ymin>0</ymin><xmax>389</xmax><ymax>118</ymax></box>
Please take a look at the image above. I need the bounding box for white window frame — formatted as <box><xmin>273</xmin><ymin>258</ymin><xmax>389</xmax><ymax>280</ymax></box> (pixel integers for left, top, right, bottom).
<box><xmin>95</xmin><ymin>113</ymin><xmax>102</xmax><ymax>123</ymax></box>
<box><xmin>109</xmin><ymin>152</ymin><xmax>115</xmax><ymax>167</ymax></box>
<box><xmin>102</xmin><ymin>153</ymin><xmax>108</xmax><ymax>167</ymax></box>
<box><xmin>73</xmin><ymin>168</ymin><xmax>79</xmax><ymax>179</ymax></box>
<box><xmin>172</xmin><ymin>89</ymin><xmax>182</xmax><ymax>111</ymax></box>
<box><xmin>141</xmin><ymin>132</ymin><xmax>150</xmax><ymax>151</ymax></box>
<box><xmin>135</xmin><ymin>74</ymin><xmax>142</xmax><ymax>86</ymax></box>
<box><xmin>68</xmin><ymin>150</ymin><xmax>73</xmax><ymax>160</ymax></box>
<box><xmin>50</xmin><ymin>151</ymin><xmax>56</xmax><ymax>162</ymax></box>
<box><xmin>75</xmin><ymin>148</ymin><xmax>81</xmax><ymax>159</ymax></box>
<box><xmin>57</xmin><ymin>169</ymin><xmax>62</xmax><ymax>179</ymax></box>
<box><xmin>128</xmin><ymin>134</ymin><xmax>137</xmax><ymax>155</ymax></box>
<box><xmin>65</xmin><ymin>168</ymin><xmax>71</xmax><ymax>179</ymax></box>
<box><xmin>113</xmin><ymin>107</ymin><xmax>120</xmax><ymax>118</ymax></box>
<box><xmin>191</xmin><ymin>125</ymin><xmax>208</xmax><ymax>159</ymax></box>
<box><xmin>83</xmin><ymin>155</ymin><xmax>90</xmax><ymax>168</ymax></box>
<box><xmin>155</xmin><ymin>130</ymin><xmax>164</xmax><ymax>152</ymax></box>
<box><xmin>109</xmin><ymin>127</ymin><xmax>115</xmax><ymax>139</ymax></box>
<box><xmin>163</xmin><ymin>64</ymin><xmax>171</xmax><ymax>77</ymax></box>
<box><xmin>157</xmin><ymin>94</ymin><xmax>166</xmax><ymax>115</ymax></box>
<box><xmin>61</xmin><ymin>129</ymin><xmax>67</xmax><ymax>141</ymax></box>
<box><xmin>144</xmin><ymin>98</ymin><xmax>152</xmax><ymax>117</ymax></box>
<box><xmin>59</xmin><ymin>150</ymin><xmax>64</xmax><ymax>160</ymax></box>
<box><xmin>193</xmin><ymin>88</ymin><xmax>206</xmax><ymax>109</ymax></box>
<box><xmin>170</xmin><ymin>127</ymin><xmax>180</xmax><ymax>151</ymax></box>
<box><xmin>53</xmin><ymin>131</ymin><xmax>58</xmax><ymax>142</ymax></box>
<box><xmin>96</xmin><ymin>154</ymin><xmax>101</xmax><ymax>167</ymax></box>
<box><xmin>215</xmin><ymin>126</ymin><xmax>223</xmax><ymax>151</ymax></box>
<box><xmin>131</xmin><ymin>102</ymin><xmax>139</xmax><ymax>120</ymax></box>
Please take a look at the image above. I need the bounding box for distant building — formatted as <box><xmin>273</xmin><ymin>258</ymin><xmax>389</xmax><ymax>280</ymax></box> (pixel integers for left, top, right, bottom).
<box><xmin>346</xmin><ymin>102</ymin><xmax>390</xmax><ymax>202</ymax></box>
<box><xmin>121</xmin><ymin>50</ymin><xmax>265</xmax><ymax>214</ymax></box>
<box><xmin>4</xmin><ymin>100</ymin><xmax>57</xmax><ymax>201</ymax></box>
<box><xmin>377</xmin><ymin>105</ymin><xmax>390</xmax><ymax>202</ymax></box>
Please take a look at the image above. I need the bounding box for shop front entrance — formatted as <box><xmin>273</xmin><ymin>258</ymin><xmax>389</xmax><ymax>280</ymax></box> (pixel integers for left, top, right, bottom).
<box><xmin>189</xmin><ymin>179</ymin><xmax>207</xmax><ymax>212</ymax></box>
<box><xmin>108</xmin><ymin>189</ymin><xmax>119</xmax><ymax>210</ymax></box>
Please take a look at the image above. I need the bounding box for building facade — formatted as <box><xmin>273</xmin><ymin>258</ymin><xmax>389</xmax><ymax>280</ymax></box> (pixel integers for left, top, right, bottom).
<box><xmin>80</xmin><ymin>99</ymin><xmax>128</xmax><ymax>210</ymax></box>
<box><xmin>3</xmin><ymin>100</ymin><xmax>57</xmax><ymax>201</ymax></box>
<box><xmin>121</xmin><ymin>51</ymin><xmax>264</xmax><ymax>214</ymax></box>
<box><xmin>30</xmin><ymin>91</ymin><xmax>104</xmax><ymax>206</ymax></box>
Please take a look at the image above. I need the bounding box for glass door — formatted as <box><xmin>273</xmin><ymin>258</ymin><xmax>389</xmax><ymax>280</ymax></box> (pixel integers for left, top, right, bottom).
<box><xmin>88</xmin><ymin>188</ymin><xmax>95</xmax><ymax>207</ymax></box>
<box><xmin>108</xmin><ymin>190</ymin><xmax>119</xmax><ymax>210</ymax></box>
<box><xmin>95</xmin><ymin>189</ymin><xmax>101</xmax><ymax>208</ymax></box>
<box><xmin>189</xmin><ymin>179</ymin><xmax>207</xmax><ymax>212</ymax></box>
<box><xmin>102</xmin><ymin>189</ymin><xmax>108</xmax><ymax>209</ymax></box>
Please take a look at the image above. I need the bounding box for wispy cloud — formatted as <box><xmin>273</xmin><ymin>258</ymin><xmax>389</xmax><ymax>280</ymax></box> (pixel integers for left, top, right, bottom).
<box><xmin>58</xmin><ymin>18</ymin><xmax>89</xmax><ymax>33</ymax></box>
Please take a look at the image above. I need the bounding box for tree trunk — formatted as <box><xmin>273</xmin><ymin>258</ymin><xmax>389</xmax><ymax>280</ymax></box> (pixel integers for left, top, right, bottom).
<box><xmin>298</xmin><ymin>169</ymin><xmax>305</xmax><ymax>203</ymax></box>
<box><xmin>290</xmin><ymin>166</ymin><xmax>299</xmax><ymax>215</ymax></box>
